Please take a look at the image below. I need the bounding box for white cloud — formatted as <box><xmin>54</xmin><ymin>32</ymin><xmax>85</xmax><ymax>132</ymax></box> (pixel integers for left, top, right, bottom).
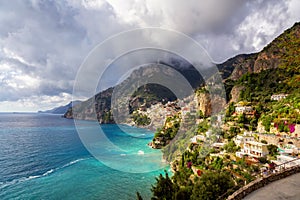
<box><xmin>0</xmin><ymin>92</ymin><xmax>73</xmax><ymax>112</ymax></box>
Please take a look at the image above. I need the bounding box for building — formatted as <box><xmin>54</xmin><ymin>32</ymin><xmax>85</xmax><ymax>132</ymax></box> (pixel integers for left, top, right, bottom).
<box><xmin>190</xmin><ymin>135</ymin><xmax>206</xmax><ymax>144</ymax></box>
<box><xmin>234</xmin><ymin>134</ymin><xmax>255</xmax><ymax>148</ymax></box>
<box><xmin>212</xmin><ymin>142</ymin><xmax>225</xmax><ymax>150</ymax></box>
<box><xmin>235</xmin><ymin>106</ymin><xmax>253</xmax><ymax>114</ymax></box>
<box><xmin>278</xmin><ymin>144</ymin><xmax>299</xmax><ymax>155</ymax></box>
<box><xmin>271</xmin><ymin>94</ymin><xmax>288</xmax><ymax>101</ymax></box>
<box><xmin>236</xmin><ymin>141</ymin><xmax>269</xmax><ymax>158</ymax></box>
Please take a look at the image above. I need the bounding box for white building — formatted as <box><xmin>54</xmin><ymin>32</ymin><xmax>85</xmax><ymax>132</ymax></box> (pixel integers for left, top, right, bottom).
<box><xmin>235</xmin><ymin>106</ymin><xmax>253</xmax><ymax>114</ymax></box>
<box><xmin>271</xmin><ymin>94</ymin><xmax>288</xmax><ymax>101</ymax></box>
<box><xmin>234</xmin><ymin>134</ymin><xmax>255</xmax><ymax>148</ymax></box>
<box><xmin>190</xmin><ymin>135</ymin><xmax>206</xmax><ymax>144</ymax></box>
<box><xmin>212</xmin><ymin>142</ymin><xmax>225</xmax><ymax>149</ymax></box>
<box><xmin>236</xmin><ymin>141</ymin><xmax>269</xmax><ymax>158</ymax></box>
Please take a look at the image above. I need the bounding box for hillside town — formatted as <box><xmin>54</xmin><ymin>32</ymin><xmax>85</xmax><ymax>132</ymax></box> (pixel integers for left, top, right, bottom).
<box><xmin>145</xmin><ymin>88</ymin><xmax>300</xmax><ymax>199</ymax></box>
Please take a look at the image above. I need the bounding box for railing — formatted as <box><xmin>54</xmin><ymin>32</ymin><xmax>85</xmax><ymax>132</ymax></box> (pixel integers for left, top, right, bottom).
<box><xmin>226</xmin><ymin>159</ymin><xmax>300</xmax><ymax>200</ymax></box>
<box><xmin>275</xmin><ymin>157</ymin><xmax>300</xmax><ymax>171</ymax></box>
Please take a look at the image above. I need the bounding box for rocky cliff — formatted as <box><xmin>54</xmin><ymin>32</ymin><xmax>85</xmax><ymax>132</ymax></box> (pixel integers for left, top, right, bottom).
<box><xmin>218</xmin><ymin>22</ymin><xmax>300</xmax><ymax>82</ymax></box>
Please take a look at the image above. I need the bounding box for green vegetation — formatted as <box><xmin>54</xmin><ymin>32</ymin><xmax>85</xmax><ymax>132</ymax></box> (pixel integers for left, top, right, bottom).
<box><xmin>267</xmin><ymin>144</ymin><xmax>279</xmax><ymax>157</ymax></box>
<box><xmin>191</xmin><ymin>171</ymin><xmax>235</xmax><ymax>200</ymax></box>
<box><xmin>161</xmin><ymin>117</ymin><xmax>213</xmax><ymax>162</ymax></box>
<box><xmin>260</xmin><ymin>91</ymin><xmax>300</xmax><ymax>132</ymax></box>
<box><xmin>149</xmin><ymin>149</ymin><xmax>259</xmax><ymax>200</ymax></box>
<box><xmin>263</xmin><ymin>22</ymin><xmax>300</xmax><ymax>73</ymax></box>
<box><xmin>223</xmin><ymin>140</ymin><xmax>240</xmax><ymax>153</ymax></box>
<box><xmin>197</xmin><ymin>119</ymin><xmax>210</xmax><ymax>133</ymax></box>
<box><xmin>136</xmin><ymin>192</ymin><xmax>143</xmax><ymax>200</ymax></box>
<box><xmin>130</xmin><ymin>84</ymin><xmax>177</xmax><ymax>113</ymax></box>
<box><xmin>225</xmin><ymin>102</ymin><xmax>235</xmax><ymax>117</ymax></box>
<box><xmin>257</xmin><ymin>157</ymin><xmax>268</xmax><ymax>164</ymax></box>
<box><xmin>132</xmin><ymin>112</ymin><xmax>151</xmax><ymax>126</ymax></box>
<box><xmin>151</xmin><ymin>171</ymin><xmax>176</xmax><ymax>200</ymax></box>
<box><xmin>237</xmin><ymin>69</ymin><xmax>298</xmax><ymax>103</ymax></box>
<box><xmin>102</xmin><ymin>110</ymin><xmax>113</xmax><ymax>123</ymax></box>
<box><xmin>151</xmin><ymin>115</ymin><xmax>182</xmax><ymax>150</ymax></box>
<box><xmin>234</xmin><ymin>23</ymin><xmax>300</xmax><ymax>105</ymax></box>
<box><xmin>154</xmin><ymin>115</ymin><xmax>180</xmax><ymax>140</ymax></box>
<box><xmin>150</xmin><ymin>165</ymin><xmax>236</xmax><ymax>200</ymax></box>
<box><xmin>195</xmin><ymin>86</ymin><xmax>209</xmax><ymax>95</ymax></box>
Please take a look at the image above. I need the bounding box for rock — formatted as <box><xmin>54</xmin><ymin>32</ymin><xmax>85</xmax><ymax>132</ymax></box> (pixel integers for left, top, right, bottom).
<box><xmin>230</xmin><ymin>85</ymin><xmax>245</xmax><ymax>103</ymax></box>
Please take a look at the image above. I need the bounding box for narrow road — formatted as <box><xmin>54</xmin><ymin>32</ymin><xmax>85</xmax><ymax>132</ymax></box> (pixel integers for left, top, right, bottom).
<box><xmin>243</xmin><ymin>173</ymin><xmax>300</xmax><ymax>200</ymax></box>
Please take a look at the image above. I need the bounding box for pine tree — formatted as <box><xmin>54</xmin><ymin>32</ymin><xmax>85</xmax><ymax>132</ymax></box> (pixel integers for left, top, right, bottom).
<box><xmin>151</xmin><ymin>170</ymin><xmax>175</xmax><ymax>200</ymax></box>
<box><xmin>136</xmin><ymin>192</ymin><xmax>143</xmax><ymax>200</ymax></box>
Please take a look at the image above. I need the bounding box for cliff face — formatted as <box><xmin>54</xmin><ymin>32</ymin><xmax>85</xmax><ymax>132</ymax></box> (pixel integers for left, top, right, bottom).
<box><xmin>218</xmin><ymin>22</ymin><xmax>300</xmax><ymax>104</ymax></box>
<box><xmin>230</xmin><ymin>85</ymin><xmax>245</xmax><ymax>103</ymax></box>
<box><xmin>254</xmin><ymin>22</ymin><xmax>300</xmax><ymax>73</ymax></box>
<box><xmin>196</xmin><ymin>93</ymin><xmax>212</xmax><ymax>117</ymax></box>
<box><xmin>218</xmin><ymin>22</ymin><xmax>300</xmax><ymax>81</ymax></box>
<box><xmin>217</xmin><ymin>53</ymin><xmax>258</xmax><ymax>80</ymax></box>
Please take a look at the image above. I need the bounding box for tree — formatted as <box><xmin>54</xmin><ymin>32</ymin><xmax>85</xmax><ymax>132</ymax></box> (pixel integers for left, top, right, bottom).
<box><xmin>191</xmin><ymin>171</ymin><xmax>234</xmax><ymax>200</ymax></box>
<box><xmin>237</xmin><ymin>113</ymin><xmax>246</xmax><ymax>123</ymax></box>
<box><xmin>262</xmin><ymin>115</ymin><xmax>272</xmax><ymax>132</ymax></box>
<box><xmin>151</xmin><ymin>171</ymin><xmax>176</xmax><ymax>200</ymax></box>
<box><xmin>223</xmin><ymin>140</ymin><xmax>239</xmax><ymax>153</ymax></box>
<box><xmin>197</xmin><ymin>110</ymin><xmax>205</xmax><ymax>119</ymax></box>
<box><xmin>133</xmin><ymin>112</ymin><xmax>151</xmax><ymax>126</ymax></box>
<box><xmin>229</xmin><ymin>126</ymin><xmax>239</xmax><ymax>138</ymax></box>
<box><xmin>136</xmin><ymin>192</ymin><xmax>143</xmax><ymax>200</ymax></box>
<box><xmin>175</xmin><ymin>187</ymin><xmax>192</xmax><ymax>200</ymax></box>
<box><xmin>267</xmin><ymin>144</ymin><xmax>279</xmax><ymax>156</ymax></box>
<box><xmin>261</xmin><ymin>140</ymin><xmax>268</xmax><ymax>144</ymax></box>
<box><xmin>258</xmin><ymin>157</ymin><xmax>268</xmax><ymax>164</ymax></box>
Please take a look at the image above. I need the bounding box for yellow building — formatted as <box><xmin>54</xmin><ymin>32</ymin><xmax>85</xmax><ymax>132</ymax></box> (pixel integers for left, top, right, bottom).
<box><xmin>236</xmin><ymin>141</ymin><xmax>269</xmax><ymax>158</ymax></box>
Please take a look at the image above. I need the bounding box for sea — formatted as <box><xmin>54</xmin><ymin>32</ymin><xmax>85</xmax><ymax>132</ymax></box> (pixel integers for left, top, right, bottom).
<box><xmin>0</xmin><ymin>113</ymin><xmax>169</xmax><ymax>200</ymax></box>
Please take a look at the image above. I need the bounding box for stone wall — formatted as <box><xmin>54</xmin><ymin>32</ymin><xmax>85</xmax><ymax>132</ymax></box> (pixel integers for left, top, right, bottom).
<box><xmin>257</xmin><ymin>133</ymin><xmax>300</xmax><ymax>147</ymax></box>
<box><xmin>227</xmin><ymin>165</ymin><xmax>300</xmax><ymax>200</ymax></box>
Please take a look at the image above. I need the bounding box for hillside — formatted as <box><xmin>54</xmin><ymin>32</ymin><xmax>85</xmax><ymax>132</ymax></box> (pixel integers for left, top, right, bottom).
<box><xmin>148</xmin><ymin>22</ymin><xmax>300</xmax><ymax>200</ymax></box>
<box><xmin>64</xmin><ymin>61</ymin><xmax>205</xmax><ymax>125</ymax></box>
<box><xmin>149</xmin><ymin>22</ymin><xmax>300</xmax><ymax>161</ymax></box>
<box><xmin>226</xmin><ymin>22</ymin><xmax>300</xmax><ymax>103</ymax></box>
<box><xmin>64</xmin><ymin>22</ymin><xmax>300</xmax><ymax>130</ymax></box>
<box><xmin>218</xmin><ymin>22</ymin><xmax>300</xmax><ymax>81</ymax></box>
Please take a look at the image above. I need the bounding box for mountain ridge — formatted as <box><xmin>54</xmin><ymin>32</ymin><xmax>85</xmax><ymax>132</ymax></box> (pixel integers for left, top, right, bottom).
<box><xmin>39</xmin><ymin>101</ymin><xmax>81</xmax><ymax>114</ymax></box>
<box><xmin>64</xmin><ymin>22</ymin><xmax>300</xmax><ymax>126</ymax></box>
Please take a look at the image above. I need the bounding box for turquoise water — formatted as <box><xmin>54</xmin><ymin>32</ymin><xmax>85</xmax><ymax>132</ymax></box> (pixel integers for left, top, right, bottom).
<box><xmin>0</xmin><ymin>113</ymin><xmax>168</xmax><ymax>200</ymax></box>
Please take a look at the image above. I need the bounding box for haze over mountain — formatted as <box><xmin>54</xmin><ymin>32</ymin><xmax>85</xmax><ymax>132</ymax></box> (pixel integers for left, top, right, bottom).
<box><xmin>39</xmin><ymin>101</ymin><xmax>81</xmax><ymax>114</ymax></box>
<box><xmin>64</xmin><ymin>22</ymin><xmax>300</xmax><ymax>125</ymax></box>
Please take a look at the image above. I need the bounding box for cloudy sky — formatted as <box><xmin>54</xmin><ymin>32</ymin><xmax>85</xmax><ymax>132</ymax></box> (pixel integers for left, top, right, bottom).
<box><xmin>0</xmin><ymin>0</ymin><xmax>299</xmax><ymax>112</ymax></box>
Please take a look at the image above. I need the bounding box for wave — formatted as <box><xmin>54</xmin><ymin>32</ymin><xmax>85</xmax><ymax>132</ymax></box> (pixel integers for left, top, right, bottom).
<box><xmin>0</xmin><ymin>158</ymin><xmax>88</xmax><ymax>190</ymax></box>
<box><xmin>138</xmin><ymin>150</ymin><xmax>145</xmax><ymax>155</ymax></box>
<box><xmin>62</xmin><ymin>158</ymin><xmax>86</xmax><ymax>168</ymax></box>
